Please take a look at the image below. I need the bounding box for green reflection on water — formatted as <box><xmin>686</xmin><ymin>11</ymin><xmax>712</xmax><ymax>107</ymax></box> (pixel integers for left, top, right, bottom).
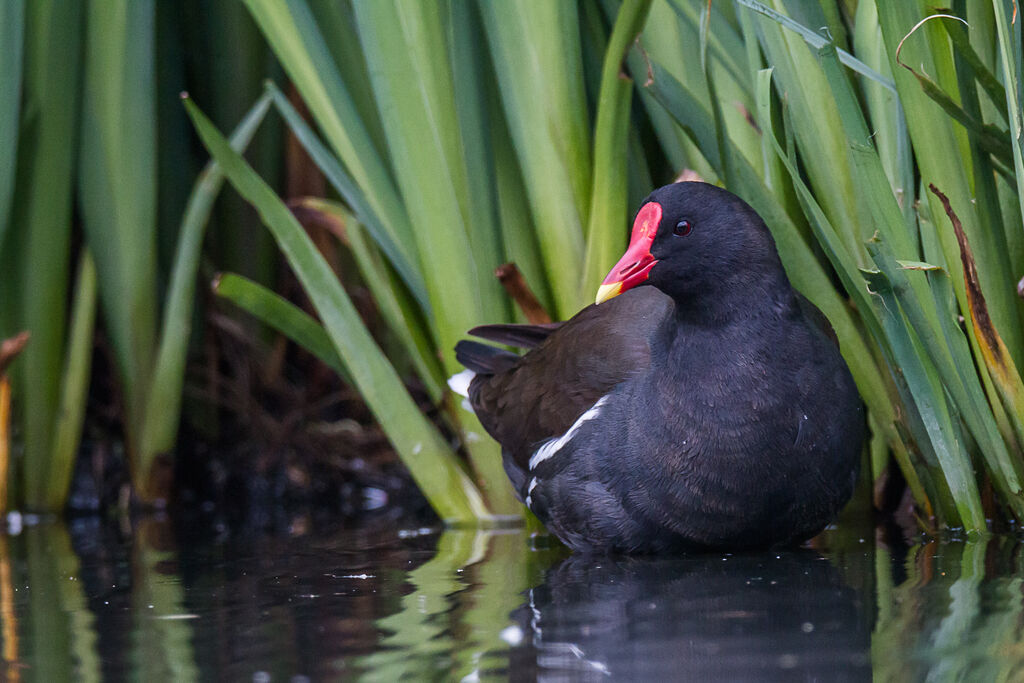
<box><xmin>4</xmin><ymin>519</ymin><xmax>1024</xmax><ymax>680</ymax></box>
<box><xmin>131</xmin><ymin>519</ymin><xmax>199</xmax><ymax>682</ymax></box>
<box><xmin>354</xmin><ymin>529</ymin><xmax>563</xmax><ymax>681</ymax></box>
<box><xmin>873</xmin><ymin>537</ymin><xmax>1024</xmax><ymax>682</ymax></box>
<box><xmin>24</xmin><ymin>525</ymin><xmax>100</xmax><ymax>682</ymax></box>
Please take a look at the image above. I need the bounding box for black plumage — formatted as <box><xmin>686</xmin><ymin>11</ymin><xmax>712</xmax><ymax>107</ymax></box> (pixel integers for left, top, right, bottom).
<box><xmin>455</xmin><ymin>182</ymin><xmax>864</xmax><ymax>553</ymax></box>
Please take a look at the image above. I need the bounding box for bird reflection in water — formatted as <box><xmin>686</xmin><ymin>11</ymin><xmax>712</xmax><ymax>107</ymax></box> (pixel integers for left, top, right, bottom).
<box><xmin>507</xmin><ymin>550</ymin><xmax>871</xmax><ymax>681</ymax></box>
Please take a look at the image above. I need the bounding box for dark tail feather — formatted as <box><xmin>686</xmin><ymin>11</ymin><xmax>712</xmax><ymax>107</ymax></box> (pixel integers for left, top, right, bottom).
<box><xmin>455</xmin><ymin>340</ymin><xmax>520</xmax><ymax>374</ymax></box>
<box><xmin>468</xmin><ymin>322</ymin><xmax>561</xmax><ymax>349</ymax></box>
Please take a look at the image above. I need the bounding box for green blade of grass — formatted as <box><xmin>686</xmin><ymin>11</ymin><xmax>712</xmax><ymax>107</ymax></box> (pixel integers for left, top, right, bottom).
<box><xmin>185</xmin><ymin>95</ymin><xmax>489</xmax><ymax>523</ymax></box>
<box><xmin>445</xmin><ymin>0</ymin><xmax>510</xmax><ymax>327</ymax></box>
<box><xmin>734</xmin><ymin>0</ymin><xmax>896</xmax><ymax>91</ymax></box>
<box><xmin>265</xmin><ymin>81</ymin><xmax>428</xmax><ymax>312</ymax></box>
<box><xmin>78</xmin><ymin>0</ymin><xmax>159</xmax><ymax>495</ymax></box>
<box><xmin>811</xmin><ymin>40</ymin><xmax>1024</xmax><ymax>515</ymax></box>
<box><xmin>943</xmin><ymin>14</ymin><xmax>1009</xmax><ymax>126</ymax></box>
<box><xmin>582</xmin><ymin>0</ymin><xmax>654</xmax><ymax>297</ymax></box>
<box><xmin>242</xmin><ymin>0</ymin><xmax>415</xmax><ymax>258</ymax></box>
<box><xmin>305</xmin><ymin>0</ymin><xmax>389</xmax><ymax>160</ymax></box>
<box><xmin>894</xmin><ymin>31</ymin><xmax>1013</xmax><ymax>169</ymax></box>
<box><xmin>665</xmin><ymin>0</ymin><xmax>751</xmax><ymax>92</ymax></box>
<box><xmin>877</xmin><ymin>2</ymin><xmax>1024</xmax><ymax>368</ymax></box>
<box><xmin>0</xmin><ymin>0</ymin><xmax>23</xmax><ymax>252</ymax></box>
<box><xmin>350</xmin><ymin>0</ymin><xmax>499</xmax><ymax>372</ymax></box>
<box><xmin>640</xmin><ymin>0</ymin><xmax>761</xmax><ymax>177</ymax></box>
<box><xmin>139</xmin><ymin>91</ymin><xmax>274</xmax><ymax>463</ymax></box>
<box><xmin>862</xmin><ymin>267</ymin><xmax>982</xmax><ymax>528</ymax></box>
<box><xmin>853</xmin><ymin>0</ymin><xmax>915</xmax><ymax>224</ymax></box>
<box><xmin>350</xmin><ymin>0</ymin><xmax>519</xmax><ymax>513</ymax></box>
<box><xmin>16</xmin><ymin>0</ymin><xmax>84</xmax><ymax>510</ymax></box>
<box><xmin>46</xmin><ymin>250</ymin><xmax>97</xmax><ymax>511</ymax></box>
<box><xmin>492</xmin><ymin>105</ymin><xmax>554</xmax><ymax>319</ymax></box>
<box><xmin>293</xmin><ymin>197</ymin><xmax>444</xmax><ymax>400</ymax></box>
<box><xmin>479</xmin><ymin>0</ymin><xmax>590</xmax><ymax>317</ymax></box>
<box><xmin>991</xmin><ymin>0</ymin><xmax>1024</xmax><ymax>234</ymax></box>
<box><xmin>213</xmin><ymin>272</ymin><xmax>349</xmax><ymax>381</ymax></box>
<box><xmin>747</xmin><ymin>3</ymin><xmax>866</xmax><ymax>262</ymax></box>
<box><xmin>868</xmin><ymin>234</ymin><xmax>1024</xmax><ymax>519</ymax></box>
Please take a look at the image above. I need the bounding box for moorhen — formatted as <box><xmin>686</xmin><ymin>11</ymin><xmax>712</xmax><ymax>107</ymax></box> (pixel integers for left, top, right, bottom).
<box><xmin>451</xmin><ymin>182</ymin><xmax>863</xmax><ymax>553</ymax></box>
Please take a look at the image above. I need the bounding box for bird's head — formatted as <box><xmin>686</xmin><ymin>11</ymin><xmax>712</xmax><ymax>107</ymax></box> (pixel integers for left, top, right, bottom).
<box><xmin>596</xmin><ymin>182</ymin><xmax>784</xmax><ymax>307</ymax></box>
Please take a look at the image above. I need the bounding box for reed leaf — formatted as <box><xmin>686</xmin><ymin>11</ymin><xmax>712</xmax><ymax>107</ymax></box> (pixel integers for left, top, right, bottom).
<box><xmin>350</xmin><ymin>0</ymin><xmax>500</xmax><ymax>371</ymax></box>
<box><xmin>0</xmin><ymin>0</ymin><xmax>23</xmax><ymax>252</ymax></box>
<box><xmin>291</xmin><ymin>197</ymin><xmax>444</xmax><ymax>399</ymax></box>
<box><xmin>78</xmin><ymin>0</ymin><xmax>159</xmax><ymax>497</ymax></box>
<box><xmin>265</xmin><ymin>82</ymin><xmax>428</xmax><ymax>310</ymax></box>
<box><xmin>877</xmin><ymin>2</ymin><xmax>1024</xmax><ymax>368</ymax></box>
<box><xmin>582</xmin><ymin>0</ymin><xmax>655</xmax><ymax>297</ymax></box>
<box><xmin>185</xmin><ymin>95</ymin><xmax>489</xmax><ymax>523</ymax></box>
<box><xmin>139</xmin><ymin>90</ymin><xmax>274</xmax><ymax>464</ymax></box>
<box><xmin>45</xmin><ymin>252</ymin><xmax>97</xmax><ymax>512</ymax></box>
<box><xmin>14</xmin><ymin>0</ymin><xmax>84</xmax><ymax>510</ymax></box>
<box><xmin>991</xmin><ymin>0</ymin><xmax>1024</xmax><ymax>232</ymax></box>
<box><xmin>479</xmin><ymin>0</ymin><xmax>591</xmax><ymax>317</ymax></box>
<box><xmin>242</xmin><ymin>0</ymin><xmax>414</xmax><ymax>263</ymax></box>
<box><xmin>213</xmin><ymin>272</ymin><xmax>348</xmax><ymax>380</ymax></box>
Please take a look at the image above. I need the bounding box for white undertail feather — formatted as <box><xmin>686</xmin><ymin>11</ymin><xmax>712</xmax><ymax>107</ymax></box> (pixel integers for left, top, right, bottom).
<box><xmin>448</xmin><ymin>369</ymin><xmax>477</xmax><ymax>414</ymax></box>
<box><xmin>447</xmin><ymin>369</ymin><xmax>476</xmax><ymax>397</ymax></box>
<box><xmin>528</xmin><ymin>395</ymin><xmax>610</xmax><ymax>471</ymax></box>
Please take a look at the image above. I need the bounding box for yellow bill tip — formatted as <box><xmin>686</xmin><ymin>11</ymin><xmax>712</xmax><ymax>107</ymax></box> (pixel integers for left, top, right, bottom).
<box><xmin>595</xmin><ymin>282</ymin><xmax>622</xmax><ymax>305</ymax></box>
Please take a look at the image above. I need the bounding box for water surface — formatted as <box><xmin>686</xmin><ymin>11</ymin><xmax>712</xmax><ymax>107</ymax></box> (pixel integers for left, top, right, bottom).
<box><xmin>2</xmin><ymin>516</ymin><xmax>1022</xmax><ymax>681</ymax></box>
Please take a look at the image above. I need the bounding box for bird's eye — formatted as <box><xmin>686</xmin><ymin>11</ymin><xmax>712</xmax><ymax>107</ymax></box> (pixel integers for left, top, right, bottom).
<box><xmin>673</xmin><ymin>220</ymin><xmax>692</xmax><ymax>237</ymax></box>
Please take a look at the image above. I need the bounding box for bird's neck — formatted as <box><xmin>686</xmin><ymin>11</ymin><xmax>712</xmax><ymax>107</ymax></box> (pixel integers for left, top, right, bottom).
<box><xmin>670</xmin><ymin>268</ymin><xmax>796</xmax><ymax>329</ymax></box>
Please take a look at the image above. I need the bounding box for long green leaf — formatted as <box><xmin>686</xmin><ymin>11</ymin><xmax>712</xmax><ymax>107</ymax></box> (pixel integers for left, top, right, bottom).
<box><xmin>293</xmin><ymin>197</ymin><xmax>444</xmax><ymax>399</ymax></box>
<box><xmin>78</xmin><ymin>0</ymin><xmax>159</xmax><ymax>495</ymax></box>
<box><xmin>480</xmin><ymin>0</ymin><xmax>590</xmax><ymax>317</ymax></box>
<box><xmin>139</xmin><ymin>91</ymin><xmax>274</xmax><ymax>462</ymax></box>
<box><xmin>184</xmin><ymin>95</ymin><xmax>488</xmax><ymax>523</ymax></box>
<box><xmin>747</xmin><ymin>2</ymin><xmax>865</xmax><ymax>262</ymax></box>
<box><xmin>868</xmin><ymin>235</ymin><xmax>1024</xmax><ymax>519</ymax></box>
<box><xmin>877</xmin><ymin>2</ymin><xmax>1024</xmax><ymax>368</ymax></box>
<box><xmin>243</xmin><ymin>0</ymin><xmax>414</xmax><ymax>262</ymax></box>
<box><xmin>0</xmin><ymin>0</ymin><xmax>23</xmax><ymax>252</ymax></box>
<box><xmin>213</xmin><ymin>272</ymin><xmax>349</xmax><ymax>380</ymax></box>
<box><xmin>265</xmin><ymin>81</ymin><xmax>428</xmax><ymax>309</ymax></box>
<box><xmin>862</xmin><ymin>267</ymin><xmax>982</xmax><ymax>529</ymax></box>
<box><xmin>350</xmin><ymin>0</ymin><xmax>519</xmax><ymax>514</ymax></box>
<box><xmin>992</xmin><ymin>0</ymin><xmax>1024</xmax><ymax>237</ymax></box>
<box><xmin>582</xmin><ymin>0</ymin><xmax>654</xmax><ymax>297</ymax></box>
<box><xmin>46</xmin><ymin>251</ymin><xmax>97</xmax><ymax>511</ymax></box>
<box><xmin>734</xmin><ymin>0</ymin><xmax>896</xmax><ymax>91</ymax></box>
<box><xmin>351</xmin><ymin>0</ymin><xmax>500</xmax><ymax>372</ymax></box>
<box><xmin>15</xmin><ymin>0</ymin><xmax>84</xmax><ymax>510</ymax></box>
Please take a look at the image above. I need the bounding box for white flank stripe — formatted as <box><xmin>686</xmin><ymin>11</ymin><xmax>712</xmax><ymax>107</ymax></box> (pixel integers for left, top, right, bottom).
<box><xmin>447</xmin><ymin>369</ymin><xmax>476</xmax><ymax>397</ymax></box>
<box><xmin>528</xmin><ymin>395</ymin><xmax>610</xmax><ymax>471</ymax></box>
<box><xmin>525</xmin><ymin>477</ymin><xmax>538</xmax><ymax>508</ymax></box>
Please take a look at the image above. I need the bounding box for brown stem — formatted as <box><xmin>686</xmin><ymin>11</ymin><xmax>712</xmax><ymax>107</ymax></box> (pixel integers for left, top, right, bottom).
<box><xmin>495</xmin><ymin>263</ymin><xmax>552</xmax><ymax>324</ymax></box>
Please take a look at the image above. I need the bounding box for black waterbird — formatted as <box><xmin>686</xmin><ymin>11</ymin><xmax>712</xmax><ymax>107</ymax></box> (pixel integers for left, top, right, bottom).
<box><xmin>452</xmin><ymin>182</ymin><xmax>864</xmax><ymax>553</ymax></box>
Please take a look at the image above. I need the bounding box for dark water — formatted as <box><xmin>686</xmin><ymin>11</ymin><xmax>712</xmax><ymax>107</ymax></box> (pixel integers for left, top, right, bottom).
<box><xmin>2</xmin><ymin>514</ymin><xmax>1022</xmax><ymax>681</ymax></box>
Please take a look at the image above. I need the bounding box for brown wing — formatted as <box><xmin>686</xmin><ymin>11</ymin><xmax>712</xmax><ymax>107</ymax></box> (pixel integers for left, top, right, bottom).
<box><xmin>468</xmin><ymin>322</ymin><xmax>563</xmax><ymax>349</ymax></box>
<box><xmin>468</xmin><ymin>287</ymin><xmax>673</xmax><ymax>472</ymax></box>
